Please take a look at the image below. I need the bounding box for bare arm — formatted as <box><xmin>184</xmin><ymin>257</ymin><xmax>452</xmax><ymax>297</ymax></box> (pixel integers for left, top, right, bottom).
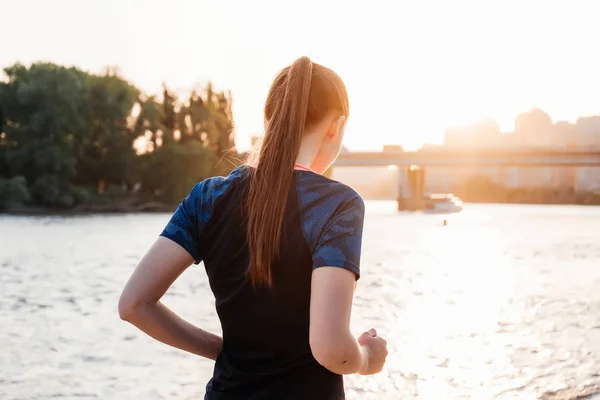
<box><xmin>118</xmin><ymin>237</ymin><xmax>222</xmax><ymax>360</ymax></box>
<box><xmin>309</xmin><ymin>267</ymin><xmax>368</xmax><ymax>375</ymax></box>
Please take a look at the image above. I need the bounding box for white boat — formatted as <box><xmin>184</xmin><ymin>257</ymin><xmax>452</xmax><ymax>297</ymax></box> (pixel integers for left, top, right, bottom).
<box><xmin>423</xmin><ymin>193</ymin><xmax>463</xmax><ymax>213</ymax></box>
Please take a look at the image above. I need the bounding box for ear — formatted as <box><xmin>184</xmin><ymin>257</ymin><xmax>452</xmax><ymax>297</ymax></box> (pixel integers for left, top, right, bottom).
<box><xmin>326</xmin><ymin>116</ymin><xmax>345</xmax><ymax>141</ymax></box>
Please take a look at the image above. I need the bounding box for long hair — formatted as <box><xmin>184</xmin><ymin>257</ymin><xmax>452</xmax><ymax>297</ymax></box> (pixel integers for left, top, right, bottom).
<box><xmin>246</xmin><ymin>56</ymin><xmax>349</xmax><ymax>287</ymax></box>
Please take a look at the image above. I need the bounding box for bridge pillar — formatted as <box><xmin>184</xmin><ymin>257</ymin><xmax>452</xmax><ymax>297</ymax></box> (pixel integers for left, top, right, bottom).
<box><xmin>395</xmin><ymin>165</ymin><xmax>404</xmax><ymax>204</ymax></box>
<box><xmin>396</xmin><ymin>165</ymin><xmax>405</xmax><ymax>211</ymax></box>
<box><xmin>397</xmin><ymin>165</ymin><xmax>425</xmax><ymax>211</ymax></box>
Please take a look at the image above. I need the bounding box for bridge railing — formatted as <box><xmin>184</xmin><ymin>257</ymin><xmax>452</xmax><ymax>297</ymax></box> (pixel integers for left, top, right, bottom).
<box><xmin>333</xmin><ymin>148</ymin><xmax>600</xmax><ymax>167</ymax></box>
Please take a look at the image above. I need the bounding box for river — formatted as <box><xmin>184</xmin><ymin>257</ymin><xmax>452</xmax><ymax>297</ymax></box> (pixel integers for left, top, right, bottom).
<box><xmin>2</xmin><ymin>203</ymin><xmax>600</xmax><ymax>400</ymax></box>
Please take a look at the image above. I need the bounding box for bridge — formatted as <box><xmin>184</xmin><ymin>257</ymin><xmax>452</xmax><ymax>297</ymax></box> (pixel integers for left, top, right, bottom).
<box><xmin>333</xmin><ymin>148</ymin><xmax>600</xmax><ymax>167</ymax></box>
<box><xmin>330</xmin><ymin>148</ymin><xmax>600</xmax><ymax>210</ymax></box>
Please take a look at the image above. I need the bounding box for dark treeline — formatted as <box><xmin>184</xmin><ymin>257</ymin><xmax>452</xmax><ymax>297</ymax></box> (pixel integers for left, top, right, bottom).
<box><xmin>0</xmin><ymin>62</ymin><xmax>242</xmax><ymax>212</ymax></box>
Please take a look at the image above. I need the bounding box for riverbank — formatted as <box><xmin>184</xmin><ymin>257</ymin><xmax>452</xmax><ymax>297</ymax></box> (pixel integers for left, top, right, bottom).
<box><xmin>453</xmin><ymin>178</ymin><xmax>600</xmax><ymax>206</ymax></box>
<box><xmin>4</xmin><ymin>196</ymin><xmax>600</xmax><ymax>216</ymax></box>
<box><xmin>1</xmin><ymin>201</ymin><xmax>175</xmax><ymax>216</ymax></box>
<box><xmin>456</xmin><ymin>190</ymin><xmax>600</xmax><ymax>206</ymax></box>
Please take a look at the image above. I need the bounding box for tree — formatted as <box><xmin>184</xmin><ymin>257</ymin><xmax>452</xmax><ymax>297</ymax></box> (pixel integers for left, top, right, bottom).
<box><xmin>162</xmin><ymin>84</ymin><xmax>177</xmax><ymax>145</ymax></box>
<box><xmin>75</xmin><ymin>70</ymin><xmax>140</xmax><ymax>190</ymax></box>
<box><xmin>138</xmin><ymin>141</ymin><xmax>216</xmax><ymax>204</ymax></box>
<box><xmin>0</xmin><ymin>63</ymin><xmax>85</xmax><ymax>206</ymax></box>
<box><xmin>137</xmin><ymin>84</ymin><xmax>238</xmax><ymax>201</ymax></box>
<box><xmin>0</xmin><ymin>61</ymin><xmax>238</xmax><ymax>210</ymax></box>
<box><xmin>212</xmin><ymin>89</ymin><xmax>236</xmax><ymax>174</ymax></box>
<box><xmin>133</xmin><ymin>95</ymin><xmax>165</xmax><ymax>153</ymax></box>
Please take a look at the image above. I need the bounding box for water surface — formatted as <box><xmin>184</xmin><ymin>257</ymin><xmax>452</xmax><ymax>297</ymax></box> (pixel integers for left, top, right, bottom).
<box><xmin>2</xmin><ymin>203</ymin><xmax>600</xmax><ymax>399</ymax></box>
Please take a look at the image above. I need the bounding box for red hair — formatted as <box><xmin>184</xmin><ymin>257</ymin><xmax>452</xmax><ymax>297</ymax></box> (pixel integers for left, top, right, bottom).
<box><xmin>246</xmin><ymin>56</ymin><xmax>349</xmax><ymax>287</ymax></box>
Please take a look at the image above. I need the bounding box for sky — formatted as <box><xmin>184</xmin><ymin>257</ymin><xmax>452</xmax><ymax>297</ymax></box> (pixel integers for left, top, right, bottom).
<box><xmin>2</xmin><ymin>0</ymin><xmax>600</xmax><ymax>150</ymax></box>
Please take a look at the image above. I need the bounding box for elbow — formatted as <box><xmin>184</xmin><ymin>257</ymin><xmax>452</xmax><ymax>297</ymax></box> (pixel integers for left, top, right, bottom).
<box><xmin>309</xmin><ymin>338</ymin><xmax>352</xmax><ymax>373</ymax></box>
<box><xmin>118</xmin><ymin>294</ymin><xmax>139</xmax><ymax>322</ymax></box>
<box><xmin>118</xmin><ymin>290</ymin><xmax>158</xmax><ymax>322</ymax></box>
<box><xmin>311</xmin><ymin>350</ymin><xmax>345</xmax><ymax>372</ymax></box>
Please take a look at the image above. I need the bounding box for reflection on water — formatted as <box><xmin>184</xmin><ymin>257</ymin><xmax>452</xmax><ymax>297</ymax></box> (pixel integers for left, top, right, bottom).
<box><xmin>2</xmin><ymin>203</ymin><xmax>600</xmax><ymax>399</ymax></box>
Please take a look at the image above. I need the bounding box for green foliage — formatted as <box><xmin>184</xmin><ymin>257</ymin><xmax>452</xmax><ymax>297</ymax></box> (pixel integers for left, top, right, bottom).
<box><xmin>0</xmin><ymin>63</ymin><xmax>82</xmax><ymax>184</ymax></box>
<box><xmin>74</xmin><ymin>70</ymin><xmax>140</xmax><ymax>189</ymax></box>
<box><xmin>133</xmin><ymin>83</ymin><xmax>239</xmax><ymax>201</ymax></box>
<box><xmin>0</xmin><ymin>61</ymin><xmax>238</xmax><ymax>211</ymax></box>
<box><xmin>0</xmin><ymin>176</ymin><xmax>30</xmax><ymax>209</ymax></box>
<box><xmin>138</xmin><ymin>140</ymin><xmax>216</xmax><ymax>204</ymax></box>
<box><xmin>29</xmin><ymin>174</ymin><xmax>73</xmax><ymax>207</ymax></box>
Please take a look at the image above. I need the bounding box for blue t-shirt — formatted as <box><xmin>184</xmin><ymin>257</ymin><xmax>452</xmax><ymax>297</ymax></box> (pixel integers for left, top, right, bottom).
<box><xmin>161</xmin><ymin>166</ymin><xmax>364</xmax><ymax>400</ymax></box>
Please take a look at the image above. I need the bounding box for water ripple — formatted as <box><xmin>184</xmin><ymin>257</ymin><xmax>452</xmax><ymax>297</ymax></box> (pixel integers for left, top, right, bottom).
<box><xmin>2</xmin><ymin>203</ymin><xmax>600</xmax><ymax>399</ymax></box>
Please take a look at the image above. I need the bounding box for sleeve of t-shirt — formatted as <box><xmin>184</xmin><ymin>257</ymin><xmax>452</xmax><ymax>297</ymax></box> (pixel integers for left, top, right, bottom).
<box><xmin>160</xmin><ymin>176</ymin><xmax>230</xmax><ymax>264</ymax></box>
<box><xmin>312</xmin><ymin>195</ymin><xmax>365</xmax><ymax>279</ymax></box>
<box><xmin>160</xmin><ymin>185</ymin><xmax>203</xmax><ymax>264</ymax></box>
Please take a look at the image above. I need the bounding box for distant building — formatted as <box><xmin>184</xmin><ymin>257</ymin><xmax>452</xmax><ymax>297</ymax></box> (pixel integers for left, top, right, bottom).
<box><xmin>551</xmin><ymin>117</ymin><xmax>600</xmax><ymax>191</ymax></box>
<box><xmin>514</xmin><ymin>108</ymin><xmax>554</xmax><ymax>146</ymax></box>
<box><xmin>574</xmin><ymin>116</ymin><xmax>600</xmax><ymax>147</ymax></box>
<box><xmin>383</xmin><ymin>145</ymin><xmax>403</xmax><ymax>152</ymax></box>
<box><xmin>334</xmin><ymin>110</ymin><xmax>600</xmax><ymax>196</ymax></box>
<box><xmin>443</xmin><ymin>118</ymin><xmax>506</xmax><ymax>147</ymax></box>
<box><xmin>552</xmin><ymin>121</ymin><xmax>576</xmax><ymax>147</ymax></box>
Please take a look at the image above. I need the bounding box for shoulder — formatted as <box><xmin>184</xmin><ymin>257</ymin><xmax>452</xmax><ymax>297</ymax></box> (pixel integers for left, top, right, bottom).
<box><xmin>188</xmin><ymin>166</ymin><xmax>248</xmax><ymax>205</ymax></box>
<box><xmin>295</xmin><ymin>172</ymin><xmax>364</xmax><ymax>251</ymax></box>
<box><xmin>160</xmin><ymin>167</ymin><xmax>248</xmax><ymax>263</ymax></box>
<box><xmin>176</xmin><ymin>166</ymin><xmax>248</xmax><ymax>227</ymax></box>
<box><xmin>295</xmin><ymin>171</ymin><xmax>364</xmax><ymax>215</ymax></box>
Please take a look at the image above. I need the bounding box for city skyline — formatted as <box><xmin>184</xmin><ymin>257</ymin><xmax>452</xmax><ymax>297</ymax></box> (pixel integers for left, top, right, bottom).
<box><xmin>3</xmin><ymin>0</ymin><xmax>600</xmax><ymax>151</ymax></box>
<box><xmin>438</xmin><ymin>109</ymin><xmax>600</xmax><ymax>150</ymax></box>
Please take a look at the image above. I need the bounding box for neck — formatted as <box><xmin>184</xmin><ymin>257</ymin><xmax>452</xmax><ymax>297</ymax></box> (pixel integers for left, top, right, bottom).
<box><xmin>296</xmin><ymin>135</ymin><xmax>321</xmax><ymax>170</ymax></box>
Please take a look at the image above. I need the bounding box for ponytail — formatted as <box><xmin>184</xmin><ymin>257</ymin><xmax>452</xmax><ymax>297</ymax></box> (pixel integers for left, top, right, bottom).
<box><xmin>246</xmin><ymin>57</ymin><xmax>313</xmax><ymax>287</ymax></box>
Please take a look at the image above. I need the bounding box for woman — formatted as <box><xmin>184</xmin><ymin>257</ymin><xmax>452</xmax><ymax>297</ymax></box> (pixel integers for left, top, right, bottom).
<box><xmin>118</xmin><ymin>56</ymin><xmax>388</xmax><ymax>399</ymax></box>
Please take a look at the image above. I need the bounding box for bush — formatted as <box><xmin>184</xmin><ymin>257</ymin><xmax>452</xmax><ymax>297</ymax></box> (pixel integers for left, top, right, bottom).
<box><xmin>0</xmin><ymin>176</ymin><xmax>31</xmax><ymax>209</ymax></box>
<box><xmin>29</xmin><ymin>175</ymin><xmax>69</xmax><ymax>207</ymax></box>
<box><xmin>29</xmin><ymin>175</ymin><xmax>91</xmax><ymax>208</ymax></box>
<box><xmin>138</xmin><ymin>140</ymin><xmax>217</xmax><ymax>204</ymax></box>
<box><xmin>70</xmin><ymin>186</ymin><xmax>94</xmax><ymax>205</ymax></box>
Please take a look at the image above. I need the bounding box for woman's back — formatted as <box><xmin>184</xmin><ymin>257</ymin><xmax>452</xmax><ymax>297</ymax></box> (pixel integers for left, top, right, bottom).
<box><xmin>161</xmin><ymin>166</ymin><xmax>363</xmax><ymax>399</ymax></box>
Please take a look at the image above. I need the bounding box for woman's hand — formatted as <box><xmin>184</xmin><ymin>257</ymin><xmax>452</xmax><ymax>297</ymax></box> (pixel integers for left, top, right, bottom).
<box><xmin>357</xmin><ymin>328</ymin><xmax>388</xmax><ymax>375</ymax></box>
